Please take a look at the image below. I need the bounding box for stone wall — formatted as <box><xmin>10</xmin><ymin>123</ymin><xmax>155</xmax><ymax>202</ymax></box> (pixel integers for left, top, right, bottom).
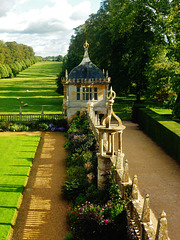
<box><xmin>87</xmin><ymin>109</ymin><xmax>170</xmax><ymax>240</ymax></box>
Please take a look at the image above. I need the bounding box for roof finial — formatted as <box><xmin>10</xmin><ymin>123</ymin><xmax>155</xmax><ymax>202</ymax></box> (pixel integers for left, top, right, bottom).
<box><xmin>83</xmin><ymin>40</ymin><xmax>89</xmax><ymax>50</ymax></box>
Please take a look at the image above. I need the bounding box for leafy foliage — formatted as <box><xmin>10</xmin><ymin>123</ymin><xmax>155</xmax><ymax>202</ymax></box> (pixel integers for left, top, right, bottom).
<box><xmin>0</xmin><ymin>40</ymin><xmax>42</xmax><ymax>78</ymax></box>
<box><xmin>62</xmin><ymin>114</ymin><xmax>137</xmax><ymax>239</ymax></box>
<box><xmin>57</xmin><ymin>0</ymin><xmax>179</xmax><ymax>116</ymax></box>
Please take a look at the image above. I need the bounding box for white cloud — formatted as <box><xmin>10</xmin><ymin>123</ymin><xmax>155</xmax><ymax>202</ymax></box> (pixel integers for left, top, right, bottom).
<box><xmin>0</xmin><ymin>0</ymin><xmax>99</xmax><ymax>56</ymax></box>
<box><xmin>0</xmin><ymin>0</ymin><xmax>17</xmax><ymax>17</ymax></box>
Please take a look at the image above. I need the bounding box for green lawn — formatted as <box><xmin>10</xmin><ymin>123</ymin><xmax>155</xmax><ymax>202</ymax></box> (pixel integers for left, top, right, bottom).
<box><xmin>113</xmin><ymin>95</ymin><xmax>136</xmax><ymax>121</ymax></box>
<box><xmin>0</xmin><ymin>62</ymin><xmax>63</xmax><ymax>114</ymax></box>
<box><xmin>0</xmin><ymin>135</ymin><xmax>40</xmax><ymax>239</ymax></box>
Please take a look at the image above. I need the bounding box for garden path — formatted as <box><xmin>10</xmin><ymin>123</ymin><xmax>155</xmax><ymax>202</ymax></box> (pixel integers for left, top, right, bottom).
<box><xmin>121</xmin><ymin>121</ymin><xmax>180</xmax><ymax>240</ymax></box>
<box><xmin>12</xmin><ymin>132</ymin><xmax>70</xmax><ymax>240</ymax></box>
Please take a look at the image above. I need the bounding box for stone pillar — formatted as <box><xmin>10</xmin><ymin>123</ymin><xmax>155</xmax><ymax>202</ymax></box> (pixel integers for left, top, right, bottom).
<box><xmin>155</xmin><ymin>211</ymin><xmax>168</xmax><ymax>240</ymax></box>
<box><xmin>140</xmin><ymin>194</ymin><xmax>151</xmax><ymax>240</ymax></box>
<box><xmin>111</xmin><ymin>133</ymin><xmax>115</xmax><ymax>156</ymax></box>
<box><xmin>141</xmin><ymin>194</ymin><xmax>150</xmax><ymax>223</ymax></box>
<box><xmin>97</xmin><ymin>154</ymin><xmax>112</xmax><ymax>190</ymax></box>
<box><xmin>80</xmin><ymin>86</ymin><xmax>83</xmax><ymax>101</ymax></box>
<box><xmin>132</xmin><ymin>175</ymin><xmax>138</xmax><ymax>200</ymax></box>
<box><xmin>121</xmin><ymin>160</ymin><xmax>130</xmax><ymax>199</ymax></box>
<box><xmin>122</xmin><ymin>160</ymin><xmax>129</xmax><ymax>183</ymax></box>
<box><xmin>19</xmin><ymin>107</ymin><xmax>22</xmax><ymax>121</ymax></box>
<box><xmin>116</xmin><ymin>149</ymin><xmax>124</xmax><ymax>170</ymax></box>
<box><xmin>41</xmin><ymin>106</ymin><xmax>44</xmax><ymax>120</ymax></box>
<box><xmin>99</xmin><ymin>132</ymin><xmax>104</xmax><ymax>156</ymax></box>
<box><xmin>108</xmin><ymin>133</ymin><xmax>111</xmax><ymax>152</ymax></box>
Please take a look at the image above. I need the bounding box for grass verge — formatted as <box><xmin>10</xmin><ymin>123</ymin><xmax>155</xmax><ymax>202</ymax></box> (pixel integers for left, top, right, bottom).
<box><xmin>0</xmin><ymin>62</ymin><xmax>63</xmax><ymax>114</ymax></box>
<box><xmin>0</xmin><ymin>135</ymin><xmax>40</xmax><ymax>239</ymax></box>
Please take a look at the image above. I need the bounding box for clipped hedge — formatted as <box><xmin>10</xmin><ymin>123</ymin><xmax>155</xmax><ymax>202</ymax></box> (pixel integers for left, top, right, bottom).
<box><xmin>136</xmin><ymin>108</ymin><xmax>180</xmax><ymax>162</ymax></box>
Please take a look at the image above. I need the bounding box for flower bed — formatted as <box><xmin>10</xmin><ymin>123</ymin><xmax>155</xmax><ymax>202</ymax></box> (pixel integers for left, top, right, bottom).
<box><xmin>0</xmin><ymin>119</ymin><xmax>67</xmax><ymax>132</ymax></box>
<box><xmin>62</xmin><ymin>114</ymin><xmax>138</xmax><ymax>240</ymax></box>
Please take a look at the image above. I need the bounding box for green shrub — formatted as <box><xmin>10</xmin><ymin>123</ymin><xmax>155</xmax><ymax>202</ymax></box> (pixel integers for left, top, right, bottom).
<box><xmin>67</xmin><ymin>200</ymin><xmax>127</xmax><ymax>240</ymax></box>
<box><xmin>9</xmin><ymin>123</ymin><xmax>29</xmax><ymax>131</ymax></box>
<box><xmin>0</xmin><ymin>121</ymin><xmax>12</xmax><ymax>131</ymax></box>
<box><xmin>64</xmin><ymin>232</ymin><xmax>74</xmax><ymax>240</ymax></box>
<box><xmin>36</xmin><ymin>122</ymin><xmax>49</xmax><ymax>131</ymax></box>
<box><xmin>137</xmin><ymin>108</ymin><xmax>180</xmax><ymax>161</ymax></box>
<box><xmin>173</xmin><ymin>101</ymin><xmax>180</xmax><ymax>119</ymax></box>
<box><xmin>63</xmin><ymin>114</ymin><xmax>130</xmax><ymax>239</ymax></box>
<box><xmin>67</xmin><ymin>134</ymin><xmax>95</xmax><ymax>153</ymax></box>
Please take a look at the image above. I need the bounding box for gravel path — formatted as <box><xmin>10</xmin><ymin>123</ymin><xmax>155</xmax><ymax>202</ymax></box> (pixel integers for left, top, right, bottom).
<box><xmin>122</xmin><ymin>121</ymin><xmax>180</xmax><ymax>240</ymax></box>
<box><xmin>12</xmin><ymin>132</ymin><xmax>70</xmax><ymax>240</ymax></box>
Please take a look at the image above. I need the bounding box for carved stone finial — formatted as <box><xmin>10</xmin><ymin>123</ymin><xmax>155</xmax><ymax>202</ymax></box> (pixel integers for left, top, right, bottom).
<box><xmin>102</xmin><ymin>87</ymin><xmax>122</xmax><ymax>128</ymax></box>
<box><xmin>155</xmin><ymin>211</ymin><xmax>168</xmax><ymax>240</ymax></box>
<box><xmin>141</xmin><ymin>194</ymin><xmax>150</xmax><ymax>223</ymax></box>
<box><xmin>132</xmin><ymin>175</ymin><xmax>138</xmax><ymax>200</ymax></box>
<box><xmin>65</xmin><ymin>69</ymin><xmax>68</xmax><ymax>80</ymax></box>
<box><xmin>122</xmin><ymin>160</ymin><xmax>129</xmax><ymax>183</ymax></box>
<box><xmin>83</xmin><ymin>40</ymin><xmax>89</xmax><ymax>50</ymax></box>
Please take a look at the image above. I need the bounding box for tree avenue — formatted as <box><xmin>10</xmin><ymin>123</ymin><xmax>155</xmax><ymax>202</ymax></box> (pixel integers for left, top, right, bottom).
<box><xmin>0</xmin><ymin>40</ymin><xmax>42</xmax><ymax>78</ymax></box>
<box><xmin>57</xmin><ymin>0</ymin><xmax>179</xmax><ymax>118</ymax></box>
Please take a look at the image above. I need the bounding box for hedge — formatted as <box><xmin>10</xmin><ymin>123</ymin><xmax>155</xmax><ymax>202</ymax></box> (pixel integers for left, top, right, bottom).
<box><xmin>134</xmin><ymin>107</ymin><xmax>180</xmax><ymax>162</ymax></box>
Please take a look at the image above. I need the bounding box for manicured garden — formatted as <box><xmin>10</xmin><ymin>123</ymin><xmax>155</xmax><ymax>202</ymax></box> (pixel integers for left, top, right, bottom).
<box><xmin>0</xmin><ymin>62</ymin><xmax>63</xmax><ymax>114</ymax></box>
<box><xmin>0</xmin><ymin>135</ymin><xmax>40</xmax><ymax>239</ymax></box>
<box><xmin>62</xmin><ymin>115</ymin><xmax>137</xmax><ymax>240</ymax></box>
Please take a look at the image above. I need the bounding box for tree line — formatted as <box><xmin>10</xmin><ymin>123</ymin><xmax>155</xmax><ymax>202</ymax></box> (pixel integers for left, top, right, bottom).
<box><xmin>0</xmin><ymin>41</ymin><xmax>42</xmax><ymax>78</ymax></box>
<box><xmin>57</xmin><ymin>0</ymin><xmax>179</xmax><ymax>118</ymax></box>
<box><xmin>43</xmin><ymin>55</ymin><xmax>64</xmax><ymax>62</ymax></box>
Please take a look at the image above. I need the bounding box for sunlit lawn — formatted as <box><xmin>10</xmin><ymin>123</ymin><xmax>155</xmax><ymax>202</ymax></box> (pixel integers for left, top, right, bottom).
<box><xmin>113</xmin><ymin>95</ymin><xmax>136</xmax><ymax>121</ymax></box>
<box><xmin>0</xmin><ymin>62</ymin><xmax>63</xmax><ymax>114</ymax></box>
<box><xmin>0</xmin><ymin>135</ymin><xmax>40</xmax><ymax>239</ymax></box>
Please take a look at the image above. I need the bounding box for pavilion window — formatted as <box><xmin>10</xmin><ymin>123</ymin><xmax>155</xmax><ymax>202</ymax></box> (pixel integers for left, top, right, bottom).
<box><xmin>83</xmin><ymin>87</ymin><xmax>92</xmax><ymax>100</ymax></box>
<box><xmin>94</xmin><ymin>87</ymin><xmax>98</xmax><ymax>100</ymax></box>
<box><xmin>77</xmin><ymin>87</ymin><xmax>80</xmax><ymax>100</ymax></box>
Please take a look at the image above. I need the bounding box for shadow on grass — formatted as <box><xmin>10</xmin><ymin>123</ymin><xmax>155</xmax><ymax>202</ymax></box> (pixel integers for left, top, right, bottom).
<box><xmin>0</xmin><ymin>223</ymin><xmax>12</xmax><ymax>226</ymax></box>
<box><xmin>4</xmin><ymin>174</ymin><xmax>28</xmax><ymax>177</ymax></box>
<box><xmin>10</xmin><ymin>165</ymin><xmax>30</xmax><ymax>167</ymax></box>
<box><xmin>0</xmin><ymin>184</ymin><xmax>24</xmax><ymax>192</ymax></box>
<box><xmin>0</xmin><ymin>206</ymin><xmax>17</xmax><ymax>210</ymax></box>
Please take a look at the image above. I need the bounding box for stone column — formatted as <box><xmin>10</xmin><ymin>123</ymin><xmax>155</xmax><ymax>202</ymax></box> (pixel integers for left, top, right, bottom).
<box><xmin>111</xmin><ymin>133</ymin><xmax>115</xmax><ymax>156</ymax></box>
<box><xmin>108</xmin><ymin>133</ymin><xmax>111</xmax><ymax>153</ymax></box>
<box><xmin>97</xmin><ymin>154</ymin><xmax>113</xmax><ymax>190</ymax></box>
<box><xmin>99</xmin><ymin>132</ymin><xmax>104</xmax><ymax>156</ymax></box>
<box><xmin>155</xmin><ymin>211</ymin><xmax>168</xmax><ymax>240</ymax></box>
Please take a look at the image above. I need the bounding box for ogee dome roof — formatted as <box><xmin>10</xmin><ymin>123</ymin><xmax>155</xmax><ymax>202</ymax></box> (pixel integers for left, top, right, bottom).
<box><xmin>68</xmin><ymin>41</ymin><xmax>105</xmax><ymax>81</ymax></box>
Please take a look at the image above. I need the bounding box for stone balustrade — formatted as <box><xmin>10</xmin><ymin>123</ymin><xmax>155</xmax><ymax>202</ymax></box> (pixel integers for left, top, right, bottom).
<box><xmin>86</xmin><ymin>97</ymin><xmax>170</xmax><ymax>240</ymax></box>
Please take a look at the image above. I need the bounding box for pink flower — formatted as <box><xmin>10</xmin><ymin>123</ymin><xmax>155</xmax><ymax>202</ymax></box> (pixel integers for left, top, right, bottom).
<box><xmin>104</xmin><ymin>219</ymin><xmax>108</xmax><ymax>224</ymax></box>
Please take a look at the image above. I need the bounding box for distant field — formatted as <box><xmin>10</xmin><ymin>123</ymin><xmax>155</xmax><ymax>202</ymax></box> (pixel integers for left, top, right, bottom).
<box><xmin>0</xmin><ymin>135</ymin><xmax>40</xmax><ymax>239</ymax></box>
<box><xmin>0</xmin><ymin>62</ymin><xmax>63</xmax><ymax>114</ymax></box>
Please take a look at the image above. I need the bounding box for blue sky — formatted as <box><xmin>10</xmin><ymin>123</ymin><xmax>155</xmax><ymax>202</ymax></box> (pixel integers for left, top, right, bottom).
<box><xmin>0</xmin><ymin>0</ymin><xmax>102</xmax><ymax>57</ymax></box>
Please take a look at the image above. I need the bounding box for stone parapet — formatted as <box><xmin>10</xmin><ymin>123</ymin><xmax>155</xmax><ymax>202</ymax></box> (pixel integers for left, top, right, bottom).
<box><xmin>61</xmin><ymin>77</ymin><xmax>111</xmax><ymax>85</ymax></box>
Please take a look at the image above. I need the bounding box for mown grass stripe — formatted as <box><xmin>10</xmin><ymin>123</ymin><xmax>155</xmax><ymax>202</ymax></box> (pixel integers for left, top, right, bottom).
<box><xmin>0</xmin><ymin>135</ymin><xmax>40</xmax><ymax>240</ymax></box>
<box><xmin>0</xmin><ymin>62</ymin><xmax>63</xmax><ymax>114</ymax></box>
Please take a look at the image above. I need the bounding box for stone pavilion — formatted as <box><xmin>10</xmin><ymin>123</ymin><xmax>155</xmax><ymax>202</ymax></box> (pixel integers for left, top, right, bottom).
<box><xmin>61</xmin><ymin>41</ymin><xmax>111</xmax><ymax>122</ymax></box>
